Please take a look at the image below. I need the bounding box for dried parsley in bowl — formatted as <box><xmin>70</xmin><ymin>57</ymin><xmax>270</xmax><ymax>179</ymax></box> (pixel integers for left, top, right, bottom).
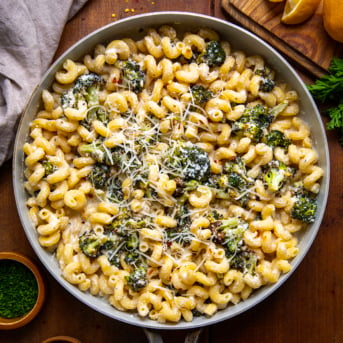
<box><xmin>0</xmin><ymin>259</ymin><xmax>38</xmax><ymax>319</ymax></box>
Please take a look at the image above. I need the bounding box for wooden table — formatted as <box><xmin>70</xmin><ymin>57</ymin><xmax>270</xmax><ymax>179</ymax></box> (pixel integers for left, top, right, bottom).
<box><xmin>1</xmin><ymin>0</ymin><xmax>342</xmax><ymax>342</ymax></box>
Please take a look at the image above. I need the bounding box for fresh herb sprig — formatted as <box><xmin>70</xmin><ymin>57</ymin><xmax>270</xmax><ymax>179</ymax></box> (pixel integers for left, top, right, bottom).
<box><xmin>308</xmin><ymin>58</ymin><xmax>343</xmax><ymax>145</ymax></box>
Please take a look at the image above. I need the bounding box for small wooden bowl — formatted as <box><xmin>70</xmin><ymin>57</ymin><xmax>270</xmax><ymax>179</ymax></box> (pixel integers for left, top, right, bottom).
<box><xmin>42</xmin><ymin>336</ymin><xmax>82</xmax><ymax>343</ymax></box>
<box><xmin>0</xmin><ymin>252</ymin><xmax>46</xmax><ymax>330</ymax></box>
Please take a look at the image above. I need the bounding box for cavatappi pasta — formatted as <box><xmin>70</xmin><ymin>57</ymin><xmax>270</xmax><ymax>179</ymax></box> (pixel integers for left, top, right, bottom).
<box><xmin>23</xmin><ymin>26</ymin><xmax>323</xmax><ymax>323</ymax></box>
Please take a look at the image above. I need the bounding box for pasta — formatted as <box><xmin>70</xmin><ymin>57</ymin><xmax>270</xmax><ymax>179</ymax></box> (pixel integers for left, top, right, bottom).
<box><xmin>23</xmin><ymin>26</ymin><xmax>323</xmax><ymax>323</ymax></box>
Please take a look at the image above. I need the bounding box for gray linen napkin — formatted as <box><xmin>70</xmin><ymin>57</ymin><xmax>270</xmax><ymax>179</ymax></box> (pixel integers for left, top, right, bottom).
<box><xmin>0</xmin><ymin>0</ymin><xmax>88</xmax><ymax>166</ymax></box>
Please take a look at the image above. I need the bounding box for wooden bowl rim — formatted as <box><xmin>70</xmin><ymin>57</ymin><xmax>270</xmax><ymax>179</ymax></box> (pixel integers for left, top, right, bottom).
<box><xmin>41</xmin><ymin>335</ymin><xmax>82</xmax><ymax>343</ymax></box>
<box><xmin>0</xmin><ymin>251</ymin><xmax>46</xmax><ymax>330</ymax></box>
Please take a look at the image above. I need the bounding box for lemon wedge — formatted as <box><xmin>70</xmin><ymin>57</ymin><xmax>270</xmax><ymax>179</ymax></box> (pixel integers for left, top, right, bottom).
<box><xmin>281</xmin><ymin>0</ymin><xmax>321</xmax><ymax>24</ymax></box>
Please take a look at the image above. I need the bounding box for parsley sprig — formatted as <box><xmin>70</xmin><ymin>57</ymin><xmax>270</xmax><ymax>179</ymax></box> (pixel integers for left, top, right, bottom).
<box><xmin>308</xmin><ymin>58</ymin><xmax>343</xmax><ymax>145</ymax></box>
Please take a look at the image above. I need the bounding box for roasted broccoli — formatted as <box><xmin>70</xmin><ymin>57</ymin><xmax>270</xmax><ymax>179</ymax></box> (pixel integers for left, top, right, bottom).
<box><xmin>126</xmin><ymin>232</ymin><xmax>139</xmax><ymax>250</ymax></box>
<box><xmin>77</xmin><ymin>74</ymin><xmax>108</xmax><ymax>130</ymax></box>
<box><xmin>231</xmin><ymin>103</ymin><xmax>289</xmax><ymax>142</ymax></box>
<box><xmin>126</xmin><ymin>266</ymin><xmax>148</xmax><ymax>291</ymax></box>
<box><xmin>174</xmin><ymin>203</ymin><xmax>192</xmax><ymax>227</ymax></box>
<box><xmin>223</xmin><ymin>156</ymin><xmax>248</xmax><ymax>176</ymax></box>
<box><xmin>173</xmin><ymin>179</ymin><xmax>200</xmax><ymax>200</ymax></box>
<box><xmin>291</xmin><ymin>187</ymin><xmax>317</xmax><ymax>223</ymax></box>
<box><xmin>164</xmin><ymin>141</ymin><xmax>210</xmax><ymax>182</ymax></box>
<box><xmin>106</xmin><ymin>176</ymin><xmax>124</xmax><ymax>203</ymax></box>
<box><xmin>164</xmin><ymin>226</ymin><xmax>194</xmax><ymax>246</ymax></box>
<box><xmin>212</xmin><ymin>157</ymin><xmax>253</xmax><ymax>206</ymax></box>
<box><xmin>197</xmin><ymin>41</ymin><xmax>226</xmax><ymax>67</ymax></box>
<box><xmin>87</xmin><ymin>163</ymin><xmax>110</xmax><ymax>189</ymax></box>
<box><xmin>124</xmin><ymin>250</ymin><xmax>141</xmax><ymax>266</ymax></box>
<box><xmin>219</xmin><ymin>218</ymin><xmax>249</xmax><ymax>257</ymax></box>
<box><xmin>79</xmin><ymin>141</ymin><xmax>107</xmax><ymax>163</ymax></box>
<box><xmin>61</xmin><ymin>72</ymin><xmax>104</xmax><ymax>110</ymax></box>
<box><xmin>262</xmin><ymin>160</ymin><xmax>295</xmax><ymax>192</ymax></box>
<box><xmin>79</xmin><ymin>231</ymin><xmax>107</xmax><ymax>258</ymax></box>
<box><xmin>231</xmin><ymin>104</ymin><xmax>273</xmax><ymax>142</ymax></box>
<box><xmin>230</xmin><ymin>250</ymin><xmax>257</xmax><ymax>274</ymax></box>
<box><xmin>206</xmin><ymin>210</ymin><xmax>224</xmax><ymax>223</ymax></box>
<box><xmin>99</xmin><ymin>231</ymin><xmax>123</xmax><ymax>266</ymax></box>
<box><xmin>265</xmin><ymin>130</ymin><xmax>291</xmax><ymax>148</ymax></box>
<box><xmin>110</xmin><ymin>145</ymin><xmax>143</xmax><ymax>172</ymax></box>
<box><xmin>213</xmin><ymin>218</ymin><xmax>257</xmax><ymax>274</ymax></box>
<box><xmin>80</xmin><ymin>107</ymin><xmax>108</xmax><ymax>131</ymax></box>
<box><xmin>116</xmin><ymin>60</ymin><xmax>145</xmax><ymax>93</ymax></box>
<box><xmin>41</xmin><ymin>158</ymin><xmax>56</xmax><ymax>177</ymax></box>
<box><xmin>255</xmin><ymin>67</ymin><xmax>275</xmax><ymax>93</ymax></box>
<box><xmin>259</xmin><ymin>78</ymin><xmax>275</xmax><ymax>92</ymax></box>
<box><xmin>190</xmin><ymin>84</ymin><xmax>213</xmax><ymax>106</ymax></box>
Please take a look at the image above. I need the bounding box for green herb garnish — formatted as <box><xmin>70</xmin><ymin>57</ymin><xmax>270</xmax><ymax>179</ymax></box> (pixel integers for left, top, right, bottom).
<box><xmin>0</xmin><ymin>260</ymin><xmax>38</xmax><ymax>319</ymax></box>
<box><xmin>308</xmin><ymin>57</ymin><xmax>343</xmax><ymax>145</ymax></box>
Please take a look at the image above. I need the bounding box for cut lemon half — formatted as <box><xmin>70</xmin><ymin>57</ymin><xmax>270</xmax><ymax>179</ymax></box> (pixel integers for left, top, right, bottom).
<box><xmin>281</xmin><ymin>0</ymin><xmax>321</xmax><ymax>24</ymax></box>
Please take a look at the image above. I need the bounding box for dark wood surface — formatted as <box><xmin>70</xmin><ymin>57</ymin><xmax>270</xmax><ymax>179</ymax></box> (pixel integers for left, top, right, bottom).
<box><xmin>0</xmin><ymin>0</ymin><xmax>342</xmax><ymax>342</ymax></box>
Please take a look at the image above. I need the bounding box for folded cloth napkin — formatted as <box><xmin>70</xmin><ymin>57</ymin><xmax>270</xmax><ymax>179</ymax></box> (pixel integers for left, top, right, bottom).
<box><xmin>0</xmin><ymin>0</ymin><xmax>88</xmax><ymax>166</ymax></box>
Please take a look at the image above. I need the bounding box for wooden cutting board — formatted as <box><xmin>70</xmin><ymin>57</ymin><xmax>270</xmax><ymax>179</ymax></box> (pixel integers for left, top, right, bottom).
<box><xmin>222</xmin><ymin>0</ymin><xmax>343</xmax><ymax>78</ymax></box>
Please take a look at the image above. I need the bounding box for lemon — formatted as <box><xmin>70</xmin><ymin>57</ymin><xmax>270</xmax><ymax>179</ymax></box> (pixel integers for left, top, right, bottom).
<box><xmin>281</xmin><ymin>0</ymin><xmax>321</xmax><ymax>24</ymax></box>
<box><xmin>268</xmin><ymin>0</ymin><xmax>284</xmax><ymax>2</ymax></box>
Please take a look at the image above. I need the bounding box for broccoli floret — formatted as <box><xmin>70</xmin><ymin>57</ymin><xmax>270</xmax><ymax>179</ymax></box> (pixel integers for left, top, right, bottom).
<box><xmin>99</xmin><ymin>231</ymin><xmax>123</xmax><ymax>266</ymax></box>
<box><xmin>165</xmin><ymin>226</ymin><xmax>194</xmax><ymax>246</ymax></box>
<box><xmin>79</xmin><ymin>141</ymin><xmax>107</xmax><ymax>163</ymax></box>
<box><xmin>259</xmin><ymin>78</ymin><xmax>275</xmax><ymax>92</ymax></box>
<box><xmin>206</xmin><ymin>210</ymin><xmax>223</xmax><ymax>223</ymax></box>
<box><xmin>61</xmin><ymin>73</ymin><xmax>104</xmax><ymax>110</ymax></box>
<box><xmin>124</xmin><ymin>250</ymin><xmax>140</xmax><ymax>266</ymax></box>
<box><xmin>173</xmin><ymin>179</ymin><xmax>200</xmax><ymax>200</ymax></box>
<box><xmin>79</xmin><ymin>231</ymin><xmax>107</xmax><ymax>258</ymax></box>
<box><xmin>197</xmin><ymin>41</ymin><xmax>226</xmax><ymax>67</ymax></box>
<box><xmin>110</xmin><ymin>145</ymin><xmax>143</xmax><ymax>171</ymax></box>
<box><xmin>219</xmin><ymin>218</ymin><xmax>249</xmax><ymax>257</ymax></box>
<box><xmin>231</xmin><ymin>104</ymin><xmax>272</xmax><ymax>142</ymax></box>
<box><xmin>262</xmin><ymin>160</ymin><xmax>295</xmax><ymax>192</ymax></box>
<box><xmin>164</xmin><ymin>141</ymin><xmax>210</xmax><ymax>182</ymax></box>
<box><xmin>215</xmin><ymin>218</ymin><xmax>257</xmax><ymax>274</ymax></box>
<box><xmin>116</xmin><ymin>60</ymin><xmax>145</xmax><ymax>93</ymax></box>
<box><xmin>291</xmin><ymin>188</ymin><xmax>317</xmax><ymax>223</ymax></box>
<box><xmin>228</xmin><ymin>173</ymin><xmax>248</xmax><ymax>190</ymax></box>
<box><xmin>60</xmin><ymin>90</ymin><xmax>77</xmax><ymax>109</ymax></box>
<box><xmin>211</xmin><ymin>157</ymin><xmax>253</xmax><ymax>206</ymax></box>
<box><xmin>164</xmin><ymin>204</ymin><xmax>193</xmax><ymax>246</ymax></box>
<box><xmin>190</xmin><ymin>84</ymin><xmax>213</xmax><ymax>106</ymax></box>
<box><xmin>80</xmin><ymin>106</ymin><xmax>108</xmax><ymax>131</ymax></box>
<box><xmin>80</xmin><ymin>141</ymin><xmax>128</xmax><ymax>166</ymax></box>
<box><xmin>107</xmin><ymin>208</ymin><xmax>132</xmax><ymax>233</ymax></box>
<box><xmin>255</xmin><ymin>67</ymin><xmax>275</xmax><ymax>92</ymax></box>
<box><xmin>174</xmin><ymin>203</ymin><xmax>192</xmax><ymax>227</ymax></box>
<box><xmin>126</xmin><ymin>232</ymin><xmax>139</xmax><ymax>250</ymax></box>
<box><xmin>223</xmin><ymin>157</ymin><xmax>253</xmax><ymax>186</ymax></box>
<box><xmin>265</xmin><ymin>130</ymin><xmax>291</xmax><ymax>148</ymax></box>
<box><xmin>126</xmin><ymin>266</ymin><xmax>148</xmax><ymax>291</ymax></box>
<box><xmin>87</xmin><ymin>163</ymin><xmax>110</xmax><ymax>189</ymax></box>
<box><xmin>74</xmin><ymin>73</ymin><xmax>104</xmax><ymax>93</ymax></box>
<box><xmin>230</xmin><ymin>250</ymin><xmax>257</xmax><ymax>274</ymax></box>
<box><xmin>41</xmin><ymin>158</ymin><xmax>57</xmax><ymax>177</ymax></box>
<box><xmin>106</xmin><ymin>176</ymin><xmax>124</xmax><ymax>203</ymax></box>
<box><xmin>232</xmin><ymin>103</ymin><xmax>288</xmax><ymax>142</ymax></box>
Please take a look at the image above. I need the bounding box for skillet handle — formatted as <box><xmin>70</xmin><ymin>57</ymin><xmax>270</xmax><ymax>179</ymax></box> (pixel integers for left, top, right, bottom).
<box><xmin>143</xmin><ymin>329</ymin><xmax>163</xmax><ymax>343</ymax></box>
<box><xmin>143</xmin><ymin>328</ymin><xmax>203</xmax><ymax>343</ymax></box>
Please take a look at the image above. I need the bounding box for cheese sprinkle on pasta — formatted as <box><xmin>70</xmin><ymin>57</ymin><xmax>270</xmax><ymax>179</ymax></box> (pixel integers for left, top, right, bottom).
<box><xmin>23</xmin><ymin>25</ymin><xmax>323</xmax><ymax>323</ymax></box>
